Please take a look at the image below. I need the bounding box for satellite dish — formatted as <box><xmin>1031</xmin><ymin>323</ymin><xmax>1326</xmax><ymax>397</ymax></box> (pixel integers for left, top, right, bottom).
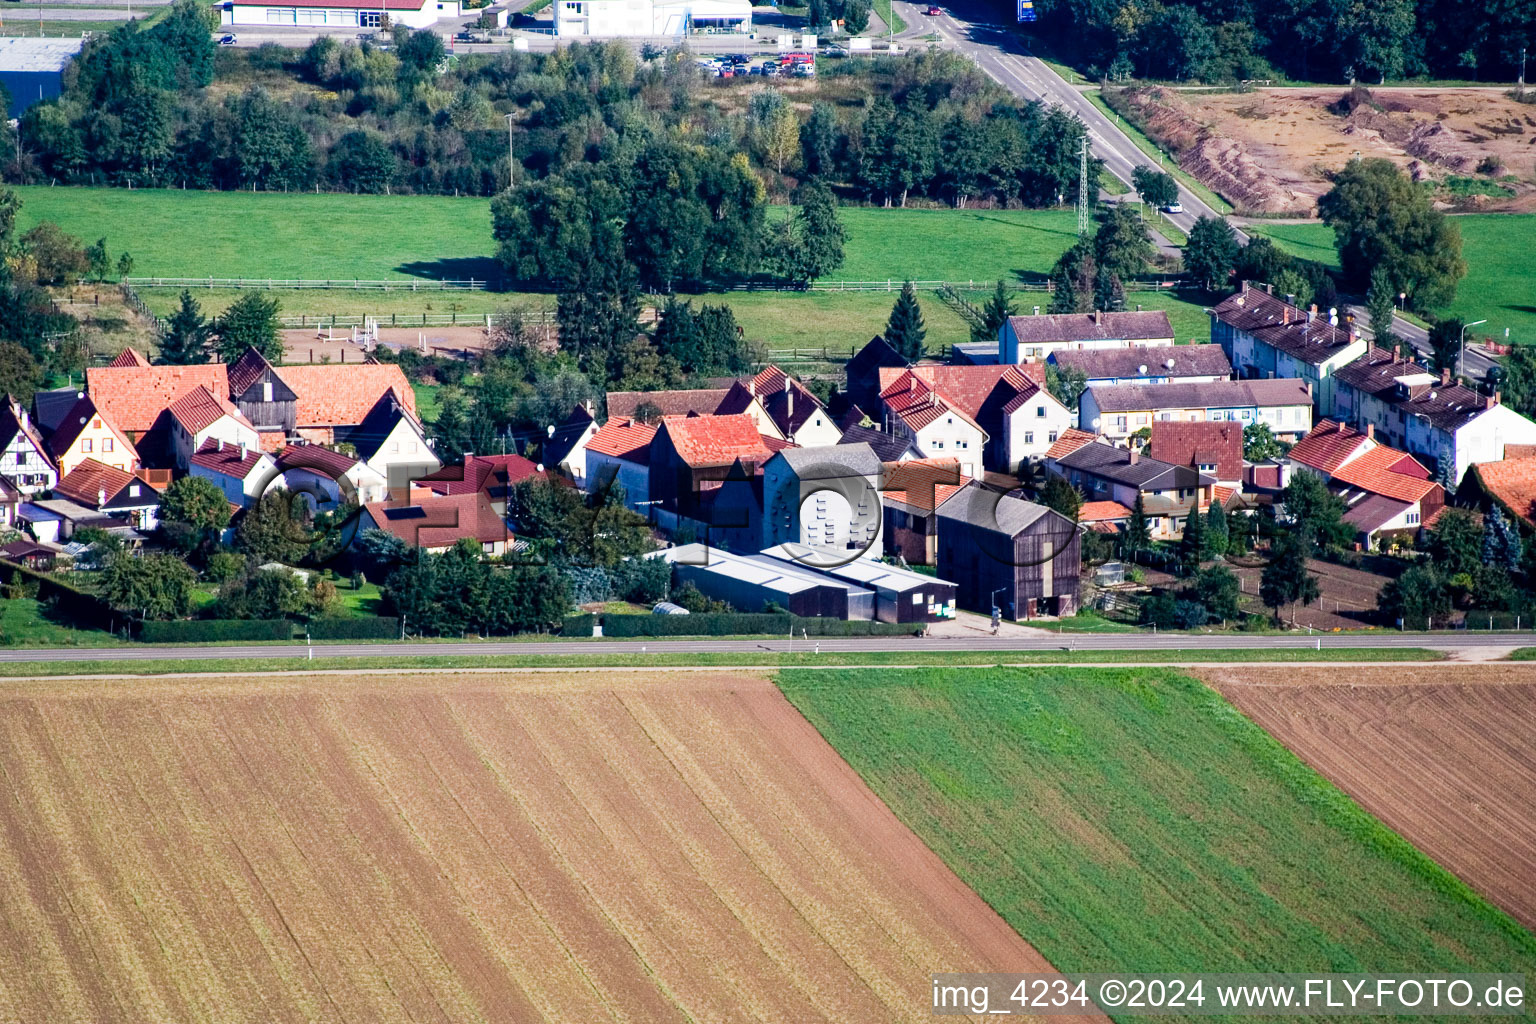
<box><xmin>1165</xmin><ymin>358</ymin><xmax>1176</xmax><ymax>370</ymax></box>
<box><xmin>1091</xmin><ymin>417</ymin><xmax>1102</xmax><ymax>430</ymax></box>
<box><xmin>1138</xmin><ymin>365</ymin><xmax>1148</xmax><ymax>375</ymax></box>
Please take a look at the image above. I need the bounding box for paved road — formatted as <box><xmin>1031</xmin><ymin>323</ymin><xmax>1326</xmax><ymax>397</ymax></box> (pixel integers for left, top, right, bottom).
<box><xmin>0</xmin><ymin>631</ymin><xmax>1526</xmax><ymax>666</ymax></box>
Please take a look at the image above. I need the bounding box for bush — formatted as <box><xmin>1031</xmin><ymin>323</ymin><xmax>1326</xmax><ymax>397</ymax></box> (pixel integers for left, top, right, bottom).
<box><xmin>1174</xmin><ymin>599</ymin><xmax>1210</xmax><ymax>630</ymax></box>
<box><xmin>139</xmin><ymin>618</ymin><xmax>295</xmax><ymax>643</ymax></box>
<box><xmin>599</xmin><ymin>613</ymin><xmax>916</xmax><ymax>637</ymax></box>
<box><xmin>204</xmin><ymin>551</ymin><xmax>247</xmax><ymax>582</ymax></box>
<box><xmin>306</xmin><ymin>617</ymin><xmax>399</xmax><ymax>639</ymax></box>
<box><xmin>561</xmin><ymin>613</ymin><xmax>595</xmax><ymax>637</ymax></box>
<box><xmin>1139</xmin><ymin>592</ymin><xmax>1177</xmax><ymax>629</ymax></box>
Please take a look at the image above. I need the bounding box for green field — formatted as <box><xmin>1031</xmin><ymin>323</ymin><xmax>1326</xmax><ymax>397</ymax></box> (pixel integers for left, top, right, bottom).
<box><xmin>1252</xmin><ymin>215</ymin><xmax>1536</xmax><ymax>344</ymax></box>
<box><xmin>777</xmin><ymin>666</ymin><xmax>1536</xmax><ymax>991</ymax></box>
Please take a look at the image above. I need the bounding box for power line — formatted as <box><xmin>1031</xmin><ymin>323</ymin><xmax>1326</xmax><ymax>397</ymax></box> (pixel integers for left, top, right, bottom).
<box><xmin>1076</xmin><ymin>136</ymin><xmax>1090</xmax><ymax>237</ymax></box>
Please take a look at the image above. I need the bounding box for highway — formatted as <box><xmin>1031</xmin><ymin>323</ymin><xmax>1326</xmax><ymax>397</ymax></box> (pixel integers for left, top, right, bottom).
<box><xmin>0</xmin><ymin>631</ymin><xmax>1525</xmax><ymax>666</ymax></box>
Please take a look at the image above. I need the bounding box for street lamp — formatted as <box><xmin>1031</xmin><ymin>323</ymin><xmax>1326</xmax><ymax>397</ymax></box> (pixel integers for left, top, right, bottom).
<box><xmin>1459</xmin><ymin>318</ymin><xmax>1487</xmax><ymax>381</ymax></box>
<box><xmin>505</xmin><ymin>112</ymin><xmax>517</xmax><ymax>191</ymax></box>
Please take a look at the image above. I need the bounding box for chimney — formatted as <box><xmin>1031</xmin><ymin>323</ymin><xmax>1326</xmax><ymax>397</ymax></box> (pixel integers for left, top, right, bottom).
<box><xmin>1306</xmin><ymin>308</ymin><xmax>1314</xmax><ymax>325</ymax></box>
<box><xmin>1241</xmin><ymin>280</ymin><xmax>1250</xmax><ymax>295</ymax></box>
<box><xmin>585</xmin><ymin>399</ymin><xmax>594</xmax><ymax>415</ymax></box>
<box><xmin>1135</xmin><ymin>304</ymin><xmax>1142</xmax><ymax>312</ymax></box>
<box><xmin>217</xmin><ymin>438</ymin><xmax>224</xmax><ymax>452</ymax></box>
<box><xmin>1392</xmin><ymin>344</ymin><xmax>1400</xmax><ymax>361</ymax></box>
<box><xmin>1265</xmin><ymin>283</ymin><xmax>1274</xmax><ymax>296</ymax></box>
<box><xmin>787</xmin><ymin>382</ymin><xmax>794</xmax><ymax>419</ymax></box>
<box><xmin>1366</xmin><ymin>423</ymin><xmax>1374</xmax><ymax>440</ymax></box>
<box><xmin>1282</xmin><ymin>306</ymin><xmax>1291</xmax><ymax>325</ymax></box>
<box><xmin>1128</xmin><ymin>449</ymin><xmax>1139</xmax><ymax>465</ymax></box>
<box><xmin>1441</xmin><ymin>366</ymin><xmax>1451</xmax><ymax>386</ymax></box>
<box><xmin>1494</xmin><ymin>390</ymin><xmax>1502</xmax><ymax>406</ymax></box>
<box><xmin>1094</xmin><ymin>309</ymin><xmax>1102</xmax><ymax>326</ymax></box>
<box><xmin>239</xmin><ymin>442</ymin><xmax>247</xmax><ymax>460</ymax></box>
<box><xmin>1305</xmin><ymin>381</ymin><xmax>1313</xmax><ymax>398</ymax></box>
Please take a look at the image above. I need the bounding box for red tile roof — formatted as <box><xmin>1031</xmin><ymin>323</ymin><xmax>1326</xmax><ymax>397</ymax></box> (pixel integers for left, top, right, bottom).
<box><xmin>606</xmin><ymin>389</ymin><xmax>731</xmax><ymax>420</ymax></box>
<box><xmin>1329</xmin><ymin>445</ymin><xmax>1438</xmax><ymax>504</ymax></box>
<box><xmin>1078</xmin><ymin>500</ymin><xmax>1133</xmax><ymax>522</ymax></box>
<box><xmin>107</xmin><ymin>348</ymin><xmax>150</xmax><ymax>367</ymax></box>
<box><xmin>1044</xmin><ymin>428</ymin><xmax>1098</xmax><ymax>460</ymax></box>
<box><xmin>658</xmin><ymin>413</ymin><xmax>773</xmax><ymax>467</ymax></box>
<box><xmin>417</xmin><ymin>453</ymin><xmax>540</xmax><ymax>498</ymax></box>
<box><xmin>189</xmin><ymin>437</ymin><xmax>269</xmax><ymax>480</ymax></box>
<box><xmin>274</xmin><ymin>364</ymin><xmax>416</xmax><ymax>428</ymax></box>
<box><xmin>879</xmin><ymin>373</ymin><xmax>954</xmax><ymax>433</ymax></box>
<box><xmin>168</xmin><ymin>385</ymin><xmax>253</xmax><ymax>435</ymax></box>
<box><xmin>587</xmin><ymin>417</ymin><xmax>657</xmax><ymax>463</ymax></box>
<box><xmin>276</xmin><ymin>443</ymin><xmax>361</xmax><ymax>476</ymax></box>
<box><xmin>880</xmin><ymin>458</ymin><xmax>969</xmax><ymax>514</ymax></box>
<box><xmin>362</xmin><ymin>492</ymin><xmax>510</xmax><ymax>549</ymax></box>
<box><xmin>1469</xmin><ymin>458</ymin><xmax>1536</xmax><ymax>528</ymax></box>
<box><xmin>877</xmin><ymin>364</ymin><xmax>1043</xmax><ymax>420</ymax></box>
<box><xmin>54</xmin><ymin>458</ymin><xmax>138</xmax><ymax>507</ymax></box>
<box><xmin>86</xmin><ymin>364</ymin><xmax>230</xmax><ymax>434</ymax></box>
<box><xmin>1287</xmin><ymin>420</ymin><xmax>1373</xmax><ymax>474</ymax></box>
<box><xmin>1148</xmin><ymin>420</ymin><xmax>1244</xmax><ymax>481</ymax></box>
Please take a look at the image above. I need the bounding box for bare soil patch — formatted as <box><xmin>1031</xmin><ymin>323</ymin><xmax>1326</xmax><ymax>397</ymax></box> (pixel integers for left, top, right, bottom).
<box><xmin>1203</xmin><ymin>664</ymin><xmax>1536</xmax><ymax>929</ymax></box>
<box><xmin>0</xmin><ymin>671</ymin><xmax>1069</xmax><ymax>1023</ymax></box>
<box><xmin>1117</xmin><ymin>86</ymin><xmax>1536</xmax><ymax>214</ymax></box>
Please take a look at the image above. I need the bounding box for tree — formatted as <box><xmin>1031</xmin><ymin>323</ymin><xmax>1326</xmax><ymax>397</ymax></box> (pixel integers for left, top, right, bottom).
<box><xmin>216</xmin><ymin>567</ymin><xmax>313</xmax><ymax>620</ymax></box>
<box><xmin>1045</xmin><ymin>362</ymin><xmax>1089</xmax><ymax>412</ymax></box>
<box><xmin>1093</xmin><ymin>266</ymin><xmax>1126</xmax><ymax>313</ymax></box>
<box><xmin>98</xmin><ymin>553</ymin><xmax>196</xmax><ymax>621</ymax></box>
<box><xmin>1423</xmin><ymin>507</ymin><xmax>1484</xmax><ymax>577</ymax></box>
<box><xmin>1183</xmin><ymin>216</ymin><xmax>1238</xmax><ymax>291</ymax></box>
<box><xmin>885</xmin><ymin>281</ymin><xmax>927</xmax><ymax>361</ymax></box>
<box><xmin>1124</xmin><ymin>492</ymin><xmax>1151</xmax><ymax>562</ymax></box>
<box><xmin>1317</xmin><ymin>158</ymin><xmax>1466</xmax><ymax>310</ymax></box>
<box><xmin>1482</xmin><ymin>505</ymin><xmax>1521</xmax><ymax>574</ymax></box>
<box><xmin>1131</xmin><ymin>166</ymin><xmax>1178</xmax><ymax>210</ymax></box>
<box><xmin>1093</xmin><ymin>204</ymin><xmax>1154</xmax><ymax>281</ymax></box>
<box><xmin>237</xmin><ymin>491</ymin><xmax>314</xmax><ymax>564</ymax></box>
<box><xmin>794</xmin><ymin>182</ymin><xmax>846</xmax><ymax>282</ymax></box>
<box><xmin>20</xmin><ymin>223</ymin><xmax>88</xmax><ymax>285</ymax></box>
<box><xmin>1048</xmin><ymin>261</ymin><xmax>1079</xmax><ymax>314</ymax></box>
<box><xmin>157</xmin><ymin>474</ymin><xmax>232</xmax><ymax>553</ymax></box>
<box><xmin>1207</xmin><ymin>497</ymin><xmax>1232</xmax><ymax>557</ymax></box>
<box><xmin>843</xmin><ymin>0</ymin><xmax>870</xmax><ymax>32</ymax></box>
<box><xmin>1242</xmin><ymin>421</ymin><xmax>1285</xmax><ymax>461</ymax></box>
<box><xmin>556</xmin><ymin>256</ymin><xmax>640</xmax><ymax>376</ymax></box>
<box><xmin>974</xmin><ymin>280</ymin><xmax>1016</xmax><ymax>343</ymax></box>
<box><xmin>1426</xmin><ymin>318</ymin><xmax>1464</xmax><ymax>377</ymax></box>
<box><xmin>1377</xmin><ymin>564</ymin><xmax>1450</xmax><ymax>628</ymax></box>
<box><xmin>1194</xmin><ymin>564</ymin><xmax>1242</xmax><ymax>622</ymax></box>
<box><xmin>216</xmin><ymin>292</ymin><xmax>282</xmax><ymax>364</ymax></box>
<box><xmin>748</xmin><ymin>91</ymin><xmax>800</xmax><ymax>176</ymax></box>
<box><xmin>116</xmin><ymin>252</ymin><xmax>134</xmax><ymax>279</ymax></box>
<box><xmin>1279</xmin><ymin>471</ymin><xmax>1353</xmax><ymax>551</ymax></box>
<box><xmin>160</xmin><ymin>290</ymin><xmax>209</xmax><ymax>364</ymax></box>
<box><xmin>0</xmin><ymin>343</ymin><xmax>41</xmax><ymax>405</ymax></box>
<box><xmin>85</xmin><ymin>237</ymin><xmax>110</xmax><ymax>282</ymax></box>
<box><xmin>1365</xmin><ymin>265</ymin><xmax>1398</xmax><ymax>348</ymax></box>
<box><xmin>1040</xmin><ymin>476</ymin><xmax>1082</xmax><ymax>523</ymax></box>
<box><xmin>1178</xmin><ymin>503</ymin><xmax>1205</xmax><ymax>577</ymax></box>
<box><xmin>800</xmin><ymin>102</ymin><xmax>839</xmax><ymax>179</ymax></box>
<box><xmin>1259</xmin><ymin>531</ymin><xmax>1319</xmax><ymax>625</ymax></box>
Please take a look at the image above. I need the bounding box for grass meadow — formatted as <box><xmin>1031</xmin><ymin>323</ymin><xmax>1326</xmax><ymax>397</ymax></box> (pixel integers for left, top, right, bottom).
<box><xmin>1251</xmin><ymin>215</ymin><xmax>1536</xmax><ymax>344</ymax></box>
<box><xmin>777</xmin><ymin>666</ymin><xmax>1536</xmax><ymax>995</ymax></box>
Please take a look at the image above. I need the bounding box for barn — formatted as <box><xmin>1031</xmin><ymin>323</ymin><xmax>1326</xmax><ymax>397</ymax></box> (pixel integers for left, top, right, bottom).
<box><xmin>0</xmin><ymin>39</ymin><xmax>83</xmax><ymax>118</ymax></box>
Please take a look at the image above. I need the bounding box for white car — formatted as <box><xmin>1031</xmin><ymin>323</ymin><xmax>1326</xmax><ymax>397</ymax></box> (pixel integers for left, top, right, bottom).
<box><xmin>1163</xmin><ymin>201</ymin><xmax>1184</xmax><ymax>214</ymax></box>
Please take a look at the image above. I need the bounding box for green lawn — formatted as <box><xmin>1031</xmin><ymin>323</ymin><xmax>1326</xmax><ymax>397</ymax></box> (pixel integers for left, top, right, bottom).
<box><xmin>1251</xmin><ymin>215</ymin><xmax>1536</xmax><ymax>344</ymax></box>
<box><xmin>777</xmin><ymin>666</ymin><xmax>1536</xmax><ymax>995</ymax></box>
<box><xmin>0</xmin><ymin>598</ymin><xmax>118</xmax><ymax>647</ymax></box>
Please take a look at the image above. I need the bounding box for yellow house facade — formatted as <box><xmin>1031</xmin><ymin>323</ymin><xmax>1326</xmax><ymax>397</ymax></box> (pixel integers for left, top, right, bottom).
<box><xmin>45</xmin><ymin>395</ymin><xmax>138</xmax><ymax>477</ymax></box>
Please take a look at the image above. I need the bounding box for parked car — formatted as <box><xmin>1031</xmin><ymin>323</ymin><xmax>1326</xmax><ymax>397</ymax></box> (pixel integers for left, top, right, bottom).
<box><xmin>218</xmin><ymin>33</ymin><xmax>237</xmax><ymax>44</ymax></box>
<box><xmin>1163</xmin><ymin>202</ymin><xmax>1184</xmax><ymax>214</ymax></box>
<box><xmin>925</xmin><ymin>4</ymin><xmax>941</xmax><ymax>13</ymax></box>
<box><xmin>822</xmin><ymin>44</ymin><xmax>848</xmax><ymax>57</ymax></box>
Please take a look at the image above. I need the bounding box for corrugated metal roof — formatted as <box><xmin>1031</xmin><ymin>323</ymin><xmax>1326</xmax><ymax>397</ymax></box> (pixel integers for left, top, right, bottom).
<box><xmin>0</xmin><ymin>38</ymin><xmax>84</xmax><ymax>73</ymax></box>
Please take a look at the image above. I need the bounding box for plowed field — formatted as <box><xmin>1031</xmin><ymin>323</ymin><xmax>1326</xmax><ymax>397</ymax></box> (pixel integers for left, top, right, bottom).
<box><xmin>0</xmin><ymin>672</ymin><xmax>1069</xmax><ymax>1024</ymax></box>
<box><xmin>1205</xmin><ymin>664</ymin><xmax>1536</xmax><ymax>930</ymax></box>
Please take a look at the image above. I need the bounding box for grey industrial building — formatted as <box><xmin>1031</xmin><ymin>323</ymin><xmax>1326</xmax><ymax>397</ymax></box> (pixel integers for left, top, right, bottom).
<box><xmin>759</xmin><ymin>544</ymin><xmax>956</xmax><ymax>623</ymax></box>
<box><xmin>0</xmin><ymin>39</ymin><xmax>84</xmax><ymax>118</ymax></box>
<box><xmin>653</xmin><ymin>544</ymin><xmax>874</xmax><ymax>619</ymax></box>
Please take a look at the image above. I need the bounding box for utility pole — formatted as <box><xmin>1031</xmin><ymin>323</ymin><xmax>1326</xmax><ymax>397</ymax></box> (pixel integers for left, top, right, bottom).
<box><xmin>505</xmin><ymin>112</ymin><xmax>517</xmax><ymax>191</ymax></box>
<box><xmin>1076</xmin><ymin>136</ymin><xmax>1090</xmax><ymax>237</ymax></box>
<box><xmin>1520</xmin><ymin>47</ymin><xmax>1527</xmax><ymax>98</ymax></box>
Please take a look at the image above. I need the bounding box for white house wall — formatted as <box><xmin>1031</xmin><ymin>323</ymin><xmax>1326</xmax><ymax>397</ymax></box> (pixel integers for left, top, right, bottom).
<box><xmin>1003</xmin><ymin>394</ymin><xmax>1073</xmax><ymax>471</ymax></box>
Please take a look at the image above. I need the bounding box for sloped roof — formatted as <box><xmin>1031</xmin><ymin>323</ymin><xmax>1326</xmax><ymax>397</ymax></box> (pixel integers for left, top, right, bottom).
<box><xmin>1058</xmin><ymin>441</ymin><xmax>1212</xmax><ymax>490</ymax></box>
<box><xmin>846</xmin><ymin>335</ymin><xmax>908</xmax><ymax>376</ymax></box>
<box><xmin>880</xmin><ymin>457</ymin><xmax>969</xmax><ymax>515</ymax></box>
<box><xmin>33</xmin><ymin>387</ymin><xmax>83</xmax><ymax>436</ymax></box>
<box><xmin>1328</xmin><ymin>445</ymin><xmax>1437</xmax><ymax>504</ymax></box>
<box><xmin>748</xmin><ymin>367</ymin><xmax>829</xmax><ymax>437</ymax></box>
<box><xmin>1209</xmin><ymin>286</ymin><xmax>1358</xmax><ymax>365</ymax></box>
<box><xmin>1078</xmin><ymin>500</ymin><xmax>1133</xmax><ymax>522</ymax></box>
<box><xmin>1288</xmin><ymin>420</ymin><xmax>1372</xmax><ymax>474</ymax></box>
<box><xmin>44</xmin><ymin>395</ymin><xmax>138</xmax><ymax>463</ymax></box>
<box><xmin>1148</xmin><ymin>420</ymin><xmax>1244</xmax><ymax>481</ymax></box>
<box><xmin>774</xmin><ymin>442</ymin><xmax>879</xmax><ymax>478</ymax></box>
<box><xmin>1044</xmin><ymin>428</ymin><xmax>1098</xmax><ymax>460</ymax></box>
<box><xmin>1049</xmin><ymin>344</ymin><xmax>1231</xmax><ymax>381</ymax></box>
<box><xmin>85</xmin><ymin>364</ymin><xmax>229</xmax><ymax>434</ymax></box>
<box><xmin>347</xmin><ymin>391</ymin><xmax>424</xmax><ymax>461</ymax></box>
<box><xmin>277</xmin><ymin>443</ymin><xmax>361</xmax><ymax>476</ymax></box>
<box><xmin>227</xmin><ymin>347</ymin><xmax>279</xmax><ymax>398</ymax></box>
<box><xmin>1343</xmin><ymin>494</ymin><xmax>1413</xmax><ymax>534</ymax></box>
<box><xmin>879</xmin><ymin>373</ymin><xmax>954</xmax><ymax>433</ymax></box>
<box><xmin>189</xmin><ymin>437</ymin><xmax>269</xmax><ymax>480</ymax></box>
<box><xmin>0</xmin><ymin>397</ymin><xmax>54</xmax><ymax>471</ymax></box>
<box><xmin>1085</xmin><ymin>378</ymin><xmax>1312</xmax><ymax>413</ymax></box>
<box><xmin>657</xmin><ymin>413</ymin><xmax>773</xmax><ymax>467</ymax></box>
<box><xmin>1005</xmin><ymin>310</ymin><xmax>1174</xmax><ymax>345</ymax></box>
<box><xmin>1394</xmin><ymin>380</ymin><xmax>1498</xmax><ymax>432</ymax></box>
<box><xmin>1332</xmin><ymin>345</ymin><xmax>1424</xmax><ymax>396</ymax></box>
<box><xmin>587</xmin><ymin>417</ymin><xmax>657</xmax><ymax>463</ymax></box>
<box><xmin>362</xmin><ymin>492</ymin><xmax>510</xmax><ymax>548</ymax></box>
<box><xmin>937</xmin><ymin>481</ymin><xmax>1055</xmax><ymax>535</ymax></box>
<box><xmin>274</xmin><ymin>364</ymin><xmax>416</xmax><ymax>428</ymax></box>
<box><xmin>544</xmin><ymin>405</ymin><xmax>596</xmax><ymax>468</ymax></box>
<box><xmin>417</xmin><ymin>453</ymin><xmax>540</xmax><ymax>499</ymax></box>
<box><xmin>1470</xmin><ymin>458</ymin><xmax>1536</xmax><ymax>528</ymax></box>
<box><xmin>54</xmin><ymin>458</ymin><xmax>138</xmax><ymax>507</ymax></box>
<box><xmin>1000</xmin><ymin>381</ymin><xmax>1050</xmax><ymax>416</ymax></box>
<box><xmin>878</xmin><ymin>364</ymin><xmax>1043</xmax><ymax>421</ymax></box>
<box><xmin>168</xmin><ymin>385</ymin><xmax>253</xmax><ymax>436</ymax></box>
<box><xmin>838</xmin><ymin>424</ymin><xmax>915</xmax><ymax>462</ymax></box>
<box><xmin>107</xmin><ymin>348</ymin><xmax>150</xmax><ymax>367</ymax></box>
<box><xmin>606</xmin><ymin>388</ymin><xmax>730</xmax><ymax>421</ymax></box>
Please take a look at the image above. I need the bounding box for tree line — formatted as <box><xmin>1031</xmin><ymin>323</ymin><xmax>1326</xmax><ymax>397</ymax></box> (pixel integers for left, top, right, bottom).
<box><xmin>1028</xmin><ymin>0</ymin><xmax>1534</xmax><ymax>84</ymax></box>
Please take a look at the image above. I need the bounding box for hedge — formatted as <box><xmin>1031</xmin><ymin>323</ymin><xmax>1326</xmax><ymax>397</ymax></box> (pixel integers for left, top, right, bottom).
<box><xmin>0</xmin><ymin>559</ymin><xmax>120</xmax><ymax>632</ymax></box>
<box><xmin>139</xmin><ymin>618</ymin><xmax>296</xmax><ymax>643</ymax></box>
<box><xmin>307</xmin><ymin>617</ymin><xmax>399</xmax><ymax>640</ymax></box>
<box><xmin>599</xmin><ymin>613</ymin><xmax>921</xmax><ymax>637</ymax></box>
<box><xmin>561</xmin><ymin>613</ymin><xmax>595</xmax><ymax>637</ymax></box>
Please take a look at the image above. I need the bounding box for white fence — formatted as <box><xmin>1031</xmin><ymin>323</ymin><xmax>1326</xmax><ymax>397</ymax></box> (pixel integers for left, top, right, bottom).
<box><xmin>127</xmin><ymin>277</ymin><xmax>491</xmax><ymax>291</ymax></box>
<box><xmin>278</xmin><ymin>310</ymin><xmax>556</xmax><ymax>329</ymax></box>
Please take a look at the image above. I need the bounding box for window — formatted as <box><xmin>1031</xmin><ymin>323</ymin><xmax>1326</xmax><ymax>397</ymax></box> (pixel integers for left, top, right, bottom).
<box><xmin>1024</xmin><ymin>431</ymin><xmax>1034</xmax><ymax>444</ymax></box>
<box><xmin>957</xmin><ymin>440</ymin><xmax>968</xmax><ymax>449</ymax></box>
<box><xmin>92</xmin><ymin>419</ymin><xmax>101</xmax><ymax>429</ymax></box>
<box><xmin>263</xmin><ymin>382</ymin><xmax>274</xmax><ymax>402</ymax></box>
<box><xmin>102</xmin><ymin>438</ymin><xmax>113</xmax><ymax>452</ymax></box>
<box><xmin>1198</xmin><ymin>463</ymin><xmax>1215</xmax><ymax>472</ymax></box>
<box><xmin>15</xmin><ymin>451</ymin><xmax>24</xmax><ymax>465</ymax></box>
<box><xmin>129</xmin><ymin>484</ymin><xmax>141</xmax><ymax>498</ymax></box>
<box><xmin>1048</xmin><ymin>431</ymin><xmax>1058</xmax><ymax>442</ymax></box>
<box><xmin>389</xmin><ymin>441</ymin><xmax>400</xmax><ymax>453</ymax></box>
<box><xmin>407</xmin><ymin>442</ymin><xmax>418</xmax><ymax>453</ymax></box>
<box><xmin>1036</xmin><ymin>406</ymin><xmax>1046</xmax><ymax>417</ymax></box>
<box><xmin>933</xmin><ymin>440</ymin><xmax>944</xmax><ymax>449</ymax></box>
<box><xmin>360</xmin><ymin>10</ymin><xmax>382</xmax><ymax>25</ymax></box>
<box><xmin>81</xmin><ymin>439</ymin><xmax>92</xmax><ymax>452</ymax></box>
<box><xmin>911</xmin><ymin>592</ymin><xmax>923</xmax><ymax>605</ymax></box>
<box><xmin>1407</xmin><ymin>511</ymin><xmax>1420</xmax><ymax>525</ymax></box>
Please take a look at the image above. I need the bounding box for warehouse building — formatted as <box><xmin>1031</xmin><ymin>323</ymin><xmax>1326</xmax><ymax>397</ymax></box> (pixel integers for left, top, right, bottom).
<box><xmin>0</xmin><ymin>39</ymin><xmax>84</xmax><ymax>118</ymax></box>
<box><xmin>654</xmin><ymin>544</ymin><xmax>872</xmax><ymax>619</ymax></box>
<box><xmin>554</xmin><ymin>0</ymin><xmax>751</xmax><ymax>37</ymax></box>
<box><xmin>760</xmin><ymin>544</ymin><xmax>957</xmax><ymax>624</ymax></box>
<box><xmin>219</xmin><ymin>0</ymin><xmax>460</xmax><ymax>30</ymax></box>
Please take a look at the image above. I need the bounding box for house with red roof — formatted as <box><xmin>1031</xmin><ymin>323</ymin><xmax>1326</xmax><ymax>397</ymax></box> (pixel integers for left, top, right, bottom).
<box><xmin>53</xmin><ymin>458</ymin><xmax>160</xmax><ymax>531</ymax></box>
<box><xmin>584</xmin><ymin>417</ymin><xmax>657</xmax><ymax>511</ymax></box>
<box><xmin>415</xmin><ymin>452</ymin><xmax>542</xmax><ymax>516</ymax></box>
<box><xmin>876</xmin><ymin>363</ymin><xmax>1051</xmax><ymax>474</ymax></box>
<box><xmin>276</xmin><ymin>443</ymin><xmax>388</xmax><ymax>511</ymax></box>
<box><xmin>740</xmin><ymin>367</ymin><xmax>842</xmax><ymax>448</ymax></box>
<box><xmin>1147</xmin><ymin>420</ymin><xmax>1245</xmax><ymax>488</ymax></box>
<box><xmin>188</xmin><ymin>438</ymin><xmax>279</xmax><ymax>508</ymax></box>
<box><xmin>85</xmin><ymin>363</ymin><xmax>230</xmax><ymax>438</ymax></box>
<box><xmin>649</xmin><ymin>413</ymin><xmax>777</xmax><ymax>515</ymax></box>
<box><xmin>168</xmin><ymin>385</ymin><xmax>261</xmax><ymax>472</ymax></box>
<box><xmin>879</xmin><ymin>457</ymin><xmax>970</xmax><ymax>564</ymax></box>
<box><xmin>356</xmin><ymin>492</ymin><xmax>512</xmax><ymax>556</ymax></box>
<box><xmin>876</xmin><ymin>371</ymin><xmax>985</xmax><ymax>477</ymax></box>
<box><xmin>1462</xmin><ymin>456</ymin><xmax>1536</xmax><ymax>530</ymax></box>
<box><xmin>42</xmin><ymin>394</ymin><xmax>138</xmax><ymax>478</ymax></box>
<box><xmin>1288</xmin><ymin>420</ymin><xmax>1444</xmax><ymax>547</ymax></box>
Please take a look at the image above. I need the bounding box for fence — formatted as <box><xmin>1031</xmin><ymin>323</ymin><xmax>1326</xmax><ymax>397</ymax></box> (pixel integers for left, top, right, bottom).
<box><xmin>279</xmin><ymin>310</ymin><xmax>557</xmax><ymax>329</ymax></box>
<box><xmin>126</xmin><ymin>277</ymin><xmax>491</xmax><ymax>292</ymax></box>
<box><xmin>722</xmin><ymin>277</ymin><xmax>1191</xmax><ymax>293</ymax></box>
